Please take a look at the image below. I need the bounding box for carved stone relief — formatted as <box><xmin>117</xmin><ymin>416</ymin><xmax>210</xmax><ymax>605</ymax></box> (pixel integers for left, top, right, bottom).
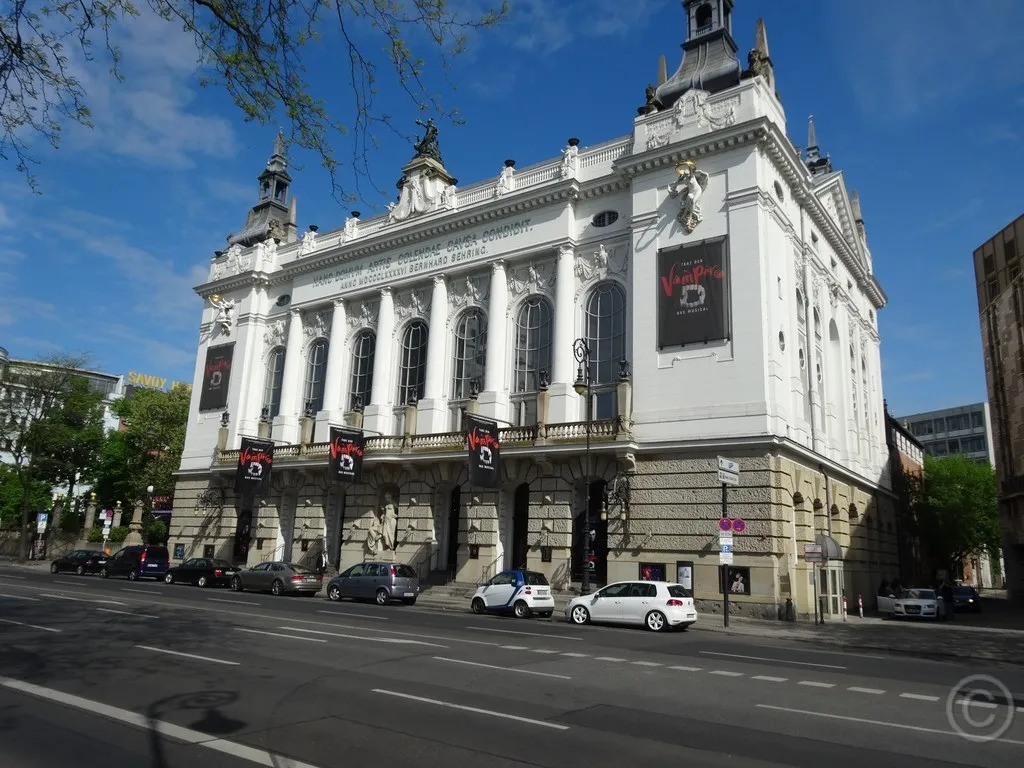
<box><xmin>394</xmin><ymin>286</ymin><xmax>430</xmax><ymax>322</ymax></box>
<box><xmin>819</xmin><ymin>192</ymin><xmax>839</xmax><ymax>225</ymax></box>
<box><xmin>303</xmin><ymin>310</ymin><xmax>331</xmax><ymax>340</ymax></box>
<box><xmin>264</xmin><ymin>318</ymin><xmax>287</xmax><ymax>349</ymax></box>
<box><xmin>574</xmin><ymin>243</ymin><xmax>628</xmax><ymax>298</ymax></box>
<box><xmin>210</xmin><ymin>243</ymin><xmax>249</xmax><ymax>280</ymax></box>
<box><xmin>507</xmin><ymin>259</ymin><xmax>554</xmax><ymax>298</ymax></box>
<box><xmin>645</xmin><ymin>90</ymin><xmax>739</xmax><ymax>149</ymax></box>
<box><xmin>448</xmin><ymin>274</ymin><xmax>489</xmax><ymax>319</ymax></box>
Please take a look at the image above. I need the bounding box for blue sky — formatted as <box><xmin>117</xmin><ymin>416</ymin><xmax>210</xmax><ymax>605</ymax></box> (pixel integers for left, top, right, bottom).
<box><xmin>0</xmin><ymin>0</ymin><xmax>1021</xmax><ymax>417</ymax></box>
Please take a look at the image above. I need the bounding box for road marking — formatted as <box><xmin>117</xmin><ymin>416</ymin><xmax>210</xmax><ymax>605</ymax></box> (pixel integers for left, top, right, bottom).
<box><xmin>752</xmin><ymin>675</ymin><xmax>788</xmax><ymax>682</ymax></box>
<box><xmin>900</xmin><ymin>693</ymin><xmax>940</xmax><ymax>702</ymax></box>
<box><xmin>432</xmin><ymin>657</ymin><xmax>572</xmax><ymax>680</ymax></box>
<box><xmin>530</xmin><ymin>649</ymin><xmax>560</xmax><ymax>654</ymax></box>
<box><xmin>135</xmin><ymin>645</ymin><xmax>239</xmax><ymax>666</ymax></box>
<box><xmin>798</xmin><ymin>681</ymin><xmax>835</xmax><ymax>688</ymax></box>
<box><xmin>40</xmin><ymin>593</ymin><xmax>127</xmax><ymax>607</ymax></box>
<box><xmin>502</xmin><ymin>645</ymin><xmax>529</xmax><ymax>650</ymax></box>
<box><xmin>0</xmin><ymin>674</ymin><xmax>325</xmax><ymax>767</ymax></box>
<box><xmin>235</xmin><ymin>628</ymin><xmax>327</xmax><ymax>643</ymax></box>
<box><xmin>287</xmin><ymin>618</ymin><xmax>501</xmax><ymax>647</ymax></box>
<box><xmin>0</xmin><ymin>618</ymin><xmax>60</xmax><ymax>633</ymax></box>
<box><xmin>633</xmin><ymin>661</ymin><xmax>663</xmax><ymax>667</ymax></box>
<box><xmin>318</xmin><ymin>610</ymin><xmax>389</xmax><ymax>621</ymax></box>
<box><xmin>121</xmin><ymin>588</ymin><xmax>159</xmax><ymax>595</ymax></box>
<box><xmin>561</xmin><ymin>652</ymin><xmax>589</xmax><ymax>658</ymax></box>
<box><xmin>755</xmin><ymin>704</ymin><xmax>1024</xmax><ymax>747</ymax></box>
<box><xmin>848</xmin><ymin>687</ymin><xmax>886</xmax><ymax>695</ymax></box>
<box><xmin>0</xmin><ymin>574</ymin><xmax>26</xmax><ymax>579</ymax></box>
<box><xmin>372</xmin><ymin>689</ymin><xmax>569</xmax><ymax>731</ymax></box>
<box><xmin>55</xmin><ymin>579</ymin><xmax>83</xmax><ymax>586</ymax></box>
<box><xmin>278</xmin><ymin>626</ymin><xmax>447</xmax><ymax>648</ymax></box>
<box><xmin>0</xmin><ymin>593</ymin><xmax>39</xmax><ymax>601</ymax></box>
<box><xmin>596</xmin><ymin>656</ymin><xmax>626</xmax><ymax>662</ymax></box>
<box><xmin>670</xmin><ymin>665</ymin><xmax>703</xmax><ymax>672</ymax></box>
<box><xmin>208</xmin><ymin>598</ymin><xmax>259</xmax><ymax>606</ymax></box>
<box><xmin>465</xmin><ymin>626</ymin><xmax>581</xmax><ymax>641</ymax></box>
<box><xmin>709</xmin><ymin>670</ymin><xmax>744</xmax><ymax>677</ymax></box>
<box><xmin>98</xmin><ymin>608</ymin><xmax>157</xmax><ymax>619</ymax></box>
<box><xmin>699</xmin><ymin>650</ymin><xmax>846</xmax><ymax>670</ymax></box>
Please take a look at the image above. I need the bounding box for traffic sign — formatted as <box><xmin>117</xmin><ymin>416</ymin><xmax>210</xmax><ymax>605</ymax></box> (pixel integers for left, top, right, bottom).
<box><xmin>720</xmin><ymin>544</ymin><xmax>733</xmax><ymax>554</ymax></box>
<box><xmin>718</xmin><ymin>457</ymin><xmax>741</xmax><ymax>474</ymax></box>
<box><xmin>803</xmin><ymin>544</ymin><xmax>824</xmax><ymax>563</ymax></box>
<box><xmin>718</xmin><ymin>469</ymin><xmax>739</xmax><ymax>486</ymax></box>
<box><xmin>719</xmin><ymin>550</ymin><xmax>734</xmax><ymax>565</ymax></box>
<box><xmin>36</xmin><ymin>513</ymin><xmax>48</xmax><ymax>534</ymax></box>
<box><xmin>719</xmin><ymin>531</ymin><xmax>733</xmax><ymax>546</ymax></box>
<box><xmin>732</xmin><ymin>518</ymin><xmax>746</xmax><ymax>534</ymax></box>
<box><xmin>719</xmin><ymin>517</ymin><xmax>733</xmax><ymax>532</ymax></box>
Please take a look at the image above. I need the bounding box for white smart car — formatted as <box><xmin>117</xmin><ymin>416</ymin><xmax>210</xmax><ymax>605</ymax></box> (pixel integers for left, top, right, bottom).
<box><xmin>565</xmin><ymin>580</ymin><xmax>698</xmax><ymax>632</ymax></box>
<box><xmin>470</xmin><ymin>569</ymin><xmax>555</xmax><ymax>619</ymax></box>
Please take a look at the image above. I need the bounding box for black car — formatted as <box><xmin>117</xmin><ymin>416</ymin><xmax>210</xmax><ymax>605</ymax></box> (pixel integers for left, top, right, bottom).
<box><xmin>100</xmin><ymin>545</ymin><xmax>170</xmax><ymax>580</ymax></box>
<box><xmin>50</xmin><ymin>549</ymin><xmax>107</xmax><ymax>576</ymax></box>
<box><xmin>165</xmin><ymin>558</ymin><xmax>239</xmax><ymax>588</ymax></box>
<box><xmin>953</xmin><ymin>585</ymin><xmax>982</xmax><ymax>612</ymax></box>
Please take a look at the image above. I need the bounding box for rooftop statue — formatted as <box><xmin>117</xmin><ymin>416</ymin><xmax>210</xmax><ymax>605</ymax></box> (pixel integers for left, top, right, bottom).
<box><xmin>413</xmin><ymin>118</ymin><xmax>443</xmax><ymax>165</ymax></box>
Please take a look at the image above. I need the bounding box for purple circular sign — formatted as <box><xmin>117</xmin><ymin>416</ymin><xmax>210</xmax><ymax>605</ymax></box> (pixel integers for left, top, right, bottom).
<box><xmin>732</xmin><ymin>518</ymin><xmax>746</xmax><ymax>533</ymax></box>
<box><xmin>719</xmin><ymin>518</ymin><xmax>732</xmax><ymax>532</ymax></box>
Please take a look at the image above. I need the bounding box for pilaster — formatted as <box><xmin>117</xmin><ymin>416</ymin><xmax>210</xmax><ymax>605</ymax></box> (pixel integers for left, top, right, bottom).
<box><xmin>478</xmin><ymin>260</ymin><xmax>509</xmax><ymax>423</ymax></box>
<box><xmin>364</xmin><ymin>287</ymin><xmax>396</xmax><ymax>436</ymax></box>
<box><xmin>318</xmin><ymin>299</ymin><xmax>348</xmax><ymax>436</ymax></box>
<box><xmin>418</xmin><ymin>275</ymin><xmax>450</xmax><ymax>433</ymax></box>
<box><xmin>273</xmin><ymin>308</ymin><xmax>304</xmax><ymax>444</ymax></box>
<box><xmin>547</xmin><ymin>244</ymin><xmax>578</xmax><ymax>423</ymax></box>
<box><xmin>234</xmin><ymin>285</ymin><xmax>266</xmax><ymax>441</ymax></box>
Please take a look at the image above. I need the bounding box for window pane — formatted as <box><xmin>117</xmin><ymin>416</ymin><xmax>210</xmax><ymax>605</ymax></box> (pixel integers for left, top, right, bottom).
<box><xmin>513</xmin><ymin>296</ymin><xmax>553</xmax><ymax>393</ymax></box>
<box><xmin>451</xmin><ymin>309</ymin><xmax>487</xmax><ymax>400</ymax></box>
<box><xmin>263</xmin><ymin>347</ymin><xmax>286</xmax><ymax>418</ymax></box>
<box><xmin>349</xmin><ymin>331</ymin><xmax>376</xmax><ymax>410</ymax></box>
<box><xmin>397</xmin><ymin>321</ymin><xmax>428</xmax><ymax>404</ymax></box>
<box><xmin>303</xmin><ymin>338</ymin><xmax>329</xmax><ymax>413</ymax></box>
<box><xmin>584</xmin><ymin>282</ymin><xmax>626</xmax><ymax>386</ymax></box>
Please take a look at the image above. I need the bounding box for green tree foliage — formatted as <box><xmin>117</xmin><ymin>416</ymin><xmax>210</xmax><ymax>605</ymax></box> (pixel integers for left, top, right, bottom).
<box><xmin>918</xmin><ymin>454</ymin><xmax>1001</xmax><ymax>572</ymax></box>
<box><xmin>1</xmin><ymin>0</ymin><xmax>508</xmax><ymax>193</ymax></box>
<box><xmin>0</xmin><ymin>464</ymin><xmax>51</xmax><ymax>529</ymax></box>
<box><xmin>32</xmin><ymin>375</ymin><xmax>106</xmax><ymax>499</ymax></box>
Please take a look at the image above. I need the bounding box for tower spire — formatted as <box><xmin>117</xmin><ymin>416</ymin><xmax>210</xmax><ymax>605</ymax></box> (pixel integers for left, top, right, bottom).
<box><xmin>225</xmin><ymin>131</ymin><xmax>297</xmax><ymax>247</ymax></box>
<box><xmin>804</xmin><ymin>115</ymin><xmax>833</xmax><ymax>177</ymax></box>
<box><xmin>741</xmin><ymin>17</ymin><xmax>777</xmax><ymax>98</ymax></box>
<box><xmin>655</xmin><ymin>0</ymin><xmax>742</xmax><ymax>111</ymax></box>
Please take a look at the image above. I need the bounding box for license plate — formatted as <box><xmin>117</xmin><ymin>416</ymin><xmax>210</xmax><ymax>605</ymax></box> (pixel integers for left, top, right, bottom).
<box><xmin>404</xmin><ymin>592</ymin><xmax>414</xmax><ymax>597</ymax></box>
<box><xmin>537</xmin><ymin>590</ymin><xmax>549</xmax><ymax>596</ymax></box>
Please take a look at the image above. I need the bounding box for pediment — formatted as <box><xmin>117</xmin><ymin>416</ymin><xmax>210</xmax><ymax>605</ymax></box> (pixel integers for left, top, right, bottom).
<box><xmin>813</xmin><ymin>174</ymin><xmax>868</xmax><ymax>273</ymax></box>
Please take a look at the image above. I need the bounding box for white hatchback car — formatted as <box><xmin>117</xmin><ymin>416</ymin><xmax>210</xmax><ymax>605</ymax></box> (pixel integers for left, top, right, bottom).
<box><xmin>565</xmin><ymin>580</ymin><xmax>698</xmax><ymax>632</ymax></box>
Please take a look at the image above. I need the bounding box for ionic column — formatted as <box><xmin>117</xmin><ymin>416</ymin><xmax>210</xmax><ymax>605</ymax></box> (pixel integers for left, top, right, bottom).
<box><xmin>418</xmin><ymin>275</ymin><xmax>450</xmax><ymax>433</ymax></box>
<box><xmin>272</xmin><ymin>308</ymin><xmax>304</xmax><ymax>444</ymax></box>
<box><xmin>364</xmin><ymin>288</ymin><xmax>396</xmax><ymax>436</ymax></box>
<box><xmin>317</xmin><ymin>299</ymin><xmax>348</xmax><ymax>438</ymax></box>
<box><xmin>547</xmin><ymin>244</ymin><xmax>578</xmax><ymax>423</ymax></box>
<box><xmin>478</xmin><ymin>260</ymin><xmax>509</xmax><ymax>422</ymax></box>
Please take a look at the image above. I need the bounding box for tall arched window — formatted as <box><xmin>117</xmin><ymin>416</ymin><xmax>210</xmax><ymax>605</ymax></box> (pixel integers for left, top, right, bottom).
<box><xmin>812</xmin><ymin>309</ymin><xmax>825</xmax><ymax>429</ymax></box>
<box><xmin>795</xmin><ymin>289</ymin><xmax>810</xmax><ymax>421</ymax></box>
<box><xmin>397</xmin><ymin>320</ymin><xmax>428</xmax><ymax>406</ymax></box>
<box><xmin>511</xmin><ymin>295</ymin><xmax>553</xmax><ymax>426</ymax></box>
<box><xmin>262</xmin><ymin>346</ymin><xmax>286</xmax><ymax>419</ymax></box>
<box><xmin>450</xmin><ymin>309</ymin><xmax>487</xmax><ymax>431</ymax></box>
<box><xmin>349</xmin><ymin>330</ymin><xmax>375</xmax><ymax>411</ymax></box>
<box><xmin>584</xmin><ymin>282</ymin><xmax>627</xmax><ymax>420</ymax></box>
<box><xmin>861</xmin><ymin>356</ymin><xmax>870</xmax><ymax>433</ymax></box>
<box><xmin>303</xmin><ymin>338</ymin><xmax>329</xmax><ymax>414</ymax></box>
<box><xmin>796</xmin><ymin>289</ymin><xmax>805</xmax><ymax>323</ymax></box>
<box><xmin>849</xmin><ymin>344</ymin><xmax>859</xmax><ymax>441</ymax></box>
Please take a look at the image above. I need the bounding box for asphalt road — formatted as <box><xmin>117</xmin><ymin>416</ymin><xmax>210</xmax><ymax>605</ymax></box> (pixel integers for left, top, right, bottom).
<box><xmin>1</xmin><ymin>567</ymin><xmax>1023</xmax><ymax>768</ymax></box>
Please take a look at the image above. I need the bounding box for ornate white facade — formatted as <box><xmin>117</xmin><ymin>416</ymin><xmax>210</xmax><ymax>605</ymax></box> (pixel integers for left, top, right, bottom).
<box><xmin>172</xmin><ymin>7</ymin><xmax>900</xmax><ymax>619</ymax></box>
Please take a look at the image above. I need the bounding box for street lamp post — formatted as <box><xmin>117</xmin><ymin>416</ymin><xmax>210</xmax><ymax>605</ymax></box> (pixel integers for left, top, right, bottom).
<box><xmin>572</xmin><ymin>338</ymin><xmax>594</xmax><ymax>595</ymax></box>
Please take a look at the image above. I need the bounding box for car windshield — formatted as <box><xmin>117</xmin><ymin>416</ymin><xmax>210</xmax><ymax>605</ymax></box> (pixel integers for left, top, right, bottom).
<box><xmin>287</xmin><ymin>564</ymin><xmax>316</xmax><ymax>575</ymax></box>
<box><xmin>525</xmin><ymin>572</ymin><xmax>549</xmax><ymax>586</ymax></box>
<box><xmin>668</xmin><ymin>585</ymin><xmax>693</xmax><ymax>598</ymax></box>
<box><xmin>906</xmin><ymin>589</ymin><xmax>936</xmax><ymax>600</ymax></box>
<box><xmin>212</xmin><ymin>560</ymin><xmax>235</xmax><ymax>568</ymax></box>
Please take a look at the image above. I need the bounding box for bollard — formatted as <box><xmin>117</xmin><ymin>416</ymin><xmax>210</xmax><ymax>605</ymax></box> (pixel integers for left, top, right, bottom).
<box><xmin>858</xmin><ymin>593</ymin><xmax>864</xmax><ymax>618</ymax></box>
<box><xmin>842</xmin><ymin>595</ymin><xmax>848</xmax><ymax>621</ymax></box>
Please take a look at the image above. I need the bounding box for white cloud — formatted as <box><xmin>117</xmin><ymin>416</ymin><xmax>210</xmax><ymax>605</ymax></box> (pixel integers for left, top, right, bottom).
<box><xmin>0</xmin><ymin>202</ymin><xmax>11</xmax><ymax>228</ymax></box>
<box><xmin>0</xmin><ymin>297</ymin><xmax>62</xmax><ymax>328</ymax></box>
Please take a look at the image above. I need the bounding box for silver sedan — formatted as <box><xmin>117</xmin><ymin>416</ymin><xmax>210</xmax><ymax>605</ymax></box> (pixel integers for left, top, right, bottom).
<box><xmin>230</xmin><ymin>561</ymin><xmax>323</xmax><ymax>596</ymax></box>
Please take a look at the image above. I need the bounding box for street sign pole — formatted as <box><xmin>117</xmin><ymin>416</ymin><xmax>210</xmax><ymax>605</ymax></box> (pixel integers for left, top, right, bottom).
<box><xmin>722</xmin><ymin>482</ymin><xmax>729</xmax><ymax>628</ymax></box>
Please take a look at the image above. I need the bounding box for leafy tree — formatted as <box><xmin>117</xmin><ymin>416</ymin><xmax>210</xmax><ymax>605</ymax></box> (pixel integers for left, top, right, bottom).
<box><xmin>917</xmin><ymin>455</ymin><xmax>1001</xmax><ymax>575</ymax></box>
<box><xmin>0</xmin><ymin>464</ymin><xmax>51</xmax><ymax>530</ymax></box>
<box><xmin>31</xmin><ymin>375</ymin><xmax>107</xmax><ymax>501</ymax></box>
<box><xmin>1</xmin><ymin>0</ymin><xmax>508</xmax><ymax>193</ymax></box>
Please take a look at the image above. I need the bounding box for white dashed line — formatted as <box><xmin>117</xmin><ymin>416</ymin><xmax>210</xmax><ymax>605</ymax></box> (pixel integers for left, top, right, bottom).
<box><xmin>632</xmin><ymin>661</ymin><xmax>662</xmax><ymax>667</ymax></box>
<box><xmin>752</xmin><ymin>675</ymin><xmax>787</xmax><ymax>682</ymax></box>
<box><xmin>848</xmin><ymin>687</ymin><xmax>886</xmax><ymax>695</ymax></box>
<box><xmin>899</xmin><ymin>693</ymin><xmax>939</xmax><ymax>702</ymax></box>
<box><xmin>561</xmin><ymin>652</ymin><xmax>589</xmax><ymax>658</ymax></box>
<box><xmin>0</xmin><ymin>593</ymin><xmax>38</xmax><ymax>601</ymax></box>
<box><xmin>798</xmin><ymin>681</ymin><xmax>835</xmax><ymax>688</ymax></box>
<box><xmin>136</xmin><ymin>646</ymin><xmax>239</xmax><ymax>666</ymax></box>
<box><xmin>0</xmin><ymin>618</ymin><xmax>60</xmax><ymax>633</ymax></box>
<box><xmin>235</xmin><ymin>628</ymin><xmax>326</xmax><ymax>643</ymax></box>
<box><xmin>596</xmin><ymin>657</ymin><xmax>626</xmax><ymax>662</ymax></box>
<box><xmin>97</xmin><ymin>608</ymin><xmax>158</xmax><ymax>619</ymax></box>
<box><xmin>530</xmin><ymin>649</ymin><xmax>560</xmax><ymax>654</ymax></box>
<box><xmin>432</xmin><ymin>657</ymin><xmax>572</xmax><ymax>680</ymax></box>
<box><xmin>670</xmin><ymin>665</ymin><xmax>702</xmax><ymax>672</ymax></box>
<box><xmin>501</xmin><ymin>645</ymin><xmax>528</xmax><ymax>650</ymax></box>
<box><xmin>709</xmin><ymin>670</ymin><xmax>744</xmax><ymax>678</ymax></box>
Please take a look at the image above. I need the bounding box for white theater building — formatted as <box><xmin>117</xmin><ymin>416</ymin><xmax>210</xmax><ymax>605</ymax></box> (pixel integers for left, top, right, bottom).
<box><xmin>172</xmin><ymin>1</ymin><xmax>899</xmax><ymax>619</ymax></box>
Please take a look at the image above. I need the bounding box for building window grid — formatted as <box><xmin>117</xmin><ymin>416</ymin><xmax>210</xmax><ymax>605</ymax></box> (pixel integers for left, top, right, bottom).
<box><xmin>303</xmin><ymin>338</ymin><xmax>329</xmax><ymax>413</ymax></box>
<box><xmin>584</xmin><ymin>282</ymin><xmax>627</xmax><ymax>420</ymax></box>
<box><xmin>449</xmin><ymin>309</ymin><xmax>488</xmax><ymax>431</ymax></box>
<box><xmin>396</xmin><ymin>320</ymin><xmax>429</xmax><ymax>407</ymax></box>
<box><xmin>263</xmin><ymin>347</ymin><xmax>286</xmax><ymax>419</ymax></box>
<box><xmin>349</xmin><ymin>330</ymin><xmax>376</xmax><ymax>410</ymax></box>
<box><xmin>511</xmin><ymin>296</ymin><xmax>553</xmax><ymax>427</ymax></box>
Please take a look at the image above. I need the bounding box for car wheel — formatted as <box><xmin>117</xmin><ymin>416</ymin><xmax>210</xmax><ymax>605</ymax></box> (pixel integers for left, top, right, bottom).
<box><xmin>471</xmin><ymin>597</ymin><xmax>486</xmax><ymax>615</ymax></box>
<box><xmin>75</xmin><ymin>565</ymin><xmax>85</xmax><ymax>576</ymax></box>
<box><xmin>231</xmin><ymin>576</ymin><xmax>242</xmax><ymax>592</ymax></box>
<box><xmin>128</xmin><ymin>570</ymin><xmax>139</xmax><ymax>581</ymax></box>
<box><xmin>199</xmin><ymin>575</ymin><xmax>211</xmax><ymax>588</ymax></box>
<box><xmin>100</xmin><ymin>567</ymin><xmax>109</xmax><ymax>579</ymax></box>
<box><xmin>375</xmin><ymin>588</ymin><xmax>390</xmax><ymax>606</ymax></box>
<box><xmin>513</xmin><ymin>600</ymin><xmax>530</xmax><ymax>619</ymax></box>
<box><xmin>328</xmin><ymin>585</ymin><xmax>342</xmax><ymax>601</ymax></box>
<box><xmin>271</xmin><ymin>579</ymin><xmax>284</xmax><ymax>596</ymax></box>
<box><xmin>50</xmin><ymin>562</ymin><xmax>58</xmax><ymax>574</ymax></box>
<box><xmin>164</xmin><ymin>573</ymin><xmax>175</xmax><ymax>585</ymax></box>
<box><xmin>645</xmin><ymin>610</ymin><xmax>667</xmax><ymax>632</ymax></box>
<box><xmin>570</xmin><ymin>606</ymin><xmax>590</xmax><ymax>625</ymax></box>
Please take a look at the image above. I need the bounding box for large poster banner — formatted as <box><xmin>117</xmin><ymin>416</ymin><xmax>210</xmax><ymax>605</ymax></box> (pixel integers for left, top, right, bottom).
<box><xmin>465</xmin><ymin>413</ymin><xmax>501</xmax><ymax>489</ymax></box>
<box><xmin>199</xmin><ymin>344</ymin><xmax>234</xmax><ymax>411</ymax></box>
<box><xmin>328</xmin><ymin>426</ymin><xmax>365</xmax><ymax>484</ymax></box>
<box><xmin>657</xmin><ymin>236</ymin><xmax>730</xmax><ymax>349</ymax></box>
<box><xmin>235</xmin><ymin>437</ymin><xmax>274</xmax><ymax>496</ymax></box>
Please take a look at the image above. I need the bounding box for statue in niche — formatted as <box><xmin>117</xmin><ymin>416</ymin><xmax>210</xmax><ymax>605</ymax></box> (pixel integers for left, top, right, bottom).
<box><xmin>364</xmin><ymin>512</ymin><xmax>383</xmax><ymax>557</ymax></box>
<box><xmin>413</xmin><ymin>118</ymin><xmax>443</xmax><ymax>165</ymax></box>
<box><xmin>381</xmin><ymin>494</ymin><xmax>398</xmax><ymax>551</ymax></box>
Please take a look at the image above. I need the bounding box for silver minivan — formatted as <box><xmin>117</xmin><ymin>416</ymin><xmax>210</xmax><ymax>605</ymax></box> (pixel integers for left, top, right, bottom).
<box><xmin>327</xmin><ymin>562</ymin><xmax>420</xmax><ymax>605</ymax></box>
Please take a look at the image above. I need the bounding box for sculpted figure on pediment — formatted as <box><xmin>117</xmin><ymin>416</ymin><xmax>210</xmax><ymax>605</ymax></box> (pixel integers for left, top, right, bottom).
<box><xmin>507</xmin><ymin>260</ymin><xmax>554</xmax><ymax>298</ymax></box>
<box><xmin>559</xmin><ymin>141</ymin><xmax>579</xmax><ymax>179</ymax></box>
<box><xmin>264</xmin><ymin>318</ymin><xmax>287</xmax><ymax>349</ymax></box>
<box><xmin>298</xmin><ymin>228</ymin><xmax>318</xmax><ymax>257</ymax></box>
<box><xmin>449</xmin><ymin>274</ymin><xmax>488</xmax><ymax>314</ymax></box>
<box><xmin>346</xmin><ymin>299</ymin><xmax>379</xmax><ymax>333</ymax></box>
<box><xmin>395</xmin><ymin>286</ymin><xmax>430</xmax><ymax>321</ymax></box>
<box><xmin>303</xmin><ymin>310</ymin><xmax>331</xmax><ymax>340</ymax></box>
<box><xmin>575</xmin><ymin>244</ymin><xmax>628</xmax><ymax>296</ymax></box>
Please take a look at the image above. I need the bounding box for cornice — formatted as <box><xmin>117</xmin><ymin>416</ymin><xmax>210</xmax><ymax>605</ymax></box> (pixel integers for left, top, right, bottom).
<box><xmin>614</xmin><ymin>117</ymin><xmax>769</xmax><ymax>178</ymax></box>
<box><xmin>195</xmin><ymin>272</ymin><xmax>269</xmax><ymax>299</ymax></box>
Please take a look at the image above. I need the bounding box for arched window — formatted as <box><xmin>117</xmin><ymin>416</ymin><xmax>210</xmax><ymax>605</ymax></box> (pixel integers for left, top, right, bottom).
<box><xmin>511</xmin><ymin>296</ymin><xmax>553</xmax><ymax>426</ymax></box>
<box><xmin>450</xmin><ymin>309</ymin><xmax>487</xmax><ymax>431</ymax></box>
<box><xmin>303</xmin><ymin>338</ymin><xmax>329</xmax><ymax>414</ymax></box>
<box><xmin>812</xmin><ymin>309</ymin><xmax>825</xmax><ymax>430</ymax></box>
<box><xmin>397</xmin><ymin>320</ymin><xmax>428</xmax><ymax>406</ymax></box>
<box><xmin>849</xmin><ymin>344</ymin><xmax>859</xmax><ymax>438</ymax></box>
<box><xmin>262</xmin><ymin>346</ymin><xmax>286</xmax><ymax>419</ymax></box>
<box><xmin>796</xmin><ymin>289</ymin><xmax>805</xmax><ymax>322</ymax></box>
<box><xmin>349</xmin><ymin>330</ymin><xmax>375</xmax><ymax>411</ymax></box>
<box><xmin>584</xmin><ymin>282</ymin><xmax>627</xmax><ymax>419</ymax></box>
<box><xmin>861</xmin><ymin>356</ymin><xmax>870</xmax><ymax>432</ymax></box>
<box><xmin>695</xmin><ymin>3</ymin><xmax>712</xmax><ymax>32</ymax></box>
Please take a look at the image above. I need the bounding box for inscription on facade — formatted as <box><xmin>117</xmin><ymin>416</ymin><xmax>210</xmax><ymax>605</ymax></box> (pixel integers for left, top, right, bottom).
<box><xmin>309</xmin><ymin>218</ymin><xmax>534</xmax><ymax>292</ymax></box>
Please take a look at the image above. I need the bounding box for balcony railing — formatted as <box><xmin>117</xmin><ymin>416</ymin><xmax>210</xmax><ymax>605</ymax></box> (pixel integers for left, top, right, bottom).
<box><xmin>215</xmin><ymin>418</ymin><xmax>626</xmax><ymax>466</ymax></box>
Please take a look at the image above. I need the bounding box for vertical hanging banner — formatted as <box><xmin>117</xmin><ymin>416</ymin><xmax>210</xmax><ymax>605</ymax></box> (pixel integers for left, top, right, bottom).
<box><xmin>235</xmin><ymin>437</ymin><xmax>274</xmax><ymax>496</ymax></box>
<box><xmin>465</xmin><ymin>414</ymin><xmax>502</xmax><ymax>488</ymax></box>
<box><xmin>328</xmin><ymin>426</ymin><xmax>365</xmax><ymax>484</ymax></box>
<box><xmin>199</xmin><ymin>343</ymin><xmax>234</xmax><ymax>411</ymax></box>
<box><xmin>657</xmin><ymin>236</ymin><xmax>730</xmax><ymax>349</ymax></box>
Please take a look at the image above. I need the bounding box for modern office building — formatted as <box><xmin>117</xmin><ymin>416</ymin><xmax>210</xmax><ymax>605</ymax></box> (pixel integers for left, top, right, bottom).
<box><xmin>974</xmin><ymin>213</ymin><xmax>1024</xmax><ymax>602</ymax></box>
<box><xmin>171</xmin><ymin>3</ymin><xmax>898</xmax><ymax>620</ymax></box>
<box><xmin>896</xmin><ymin>402</ymin><xmax>995</xmax><ymax>465</ymax></box>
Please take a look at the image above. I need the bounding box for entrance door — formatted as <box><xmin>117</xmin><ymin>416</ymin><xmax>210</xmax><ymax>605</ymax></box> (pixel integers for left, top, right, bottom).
<box><xmin>572</xmin><ymin>480</ymin><xmax>609</xmax><ymax>583</ymax></box>
<box><xmin>512</xmin><ymin>484</ymin><xmax>530</xmax><ymax>570</ymax></box>
<box><xmin>233</xmin><ymin>509</ymin><xmax>252</xmax><ymax>564</ymax></box>
<box><xmin>817</xmin><ymin>565</ymin><xmax>845</xmax><ymax>617</ymax></box>
<box><xmin>445</xmin><ymin>485</ymin><xmax>461</xmax><ymax>576</ymax></box>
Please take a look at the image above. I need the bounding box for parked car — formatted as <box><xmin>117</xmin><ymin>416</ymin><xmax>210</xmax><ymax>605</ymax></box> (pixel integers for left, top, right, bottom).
<box><xmin>326</xmin><ymin>562</ymin><xmax>420</xmax><ymax>605</ymax></box>
<box><xmin>100</xmin><ymin>545</ymin><xmax>170</xmax><ymax>581</ymax></box>
<box><xmin>50</xmin><ymin>549</ymin><xmax>107</xmax><ymax>576</ymax></box>
<box><xmin>565</xmin><ymin>580</ymin><xmax>698</xmax><ymax>632</ymax></box>
<box><xmin>470</xmin><ymin>569</ymin><xmax>555</xmax><ymax>619</ymax></box>
<box><xmin>893</xmin><ymin>588</ymin><xmax>946</xmax><ymax>621</ymax></box>
<box><xmin>952</xmin><ymin>585</ymin><xmax>982</xmax><ymax>613</ymax></box>
<box><xmin>165</xmin><ymin>558</ymin><xmax>240</xmax><ymax>588</ymax></box>
<box><xmin>230</xmin><ymin>561</ymin><xmax>322</xmax><ymax>596</ymax></box>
